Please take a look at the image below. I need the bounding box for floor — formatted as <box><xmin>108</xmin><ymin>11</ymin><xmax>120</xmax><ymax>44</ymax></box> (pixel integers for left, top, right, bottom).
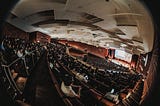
<box><xmin>23</xmin><ymin>51</ymin><xmax>65</xmax><ymax>106</ymax></box>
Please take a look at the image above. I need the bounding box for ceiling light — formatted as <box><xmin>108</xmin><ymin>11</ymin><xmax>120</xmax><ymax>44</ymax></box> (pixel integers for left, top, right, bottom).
<box><xmin>120</xmin><ymin>43</ymin><xmax>127</xmax><ymax>47</ymax></box>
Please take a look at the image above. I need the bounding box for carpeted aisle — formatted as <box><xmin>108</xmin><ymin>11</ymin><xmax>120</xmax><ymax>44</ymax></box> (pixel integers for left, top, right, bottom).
<box><xmin>23</xmin><ymin>50</ymin><xmax>65</xmax><ymax>106</ymax></box>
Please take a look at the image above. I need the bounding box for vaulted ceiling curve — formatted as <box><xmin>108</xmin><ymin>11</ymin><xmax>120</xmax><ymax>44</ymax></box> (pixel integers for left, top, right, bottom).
<box><xmin>7</xmin><ymin>0</ymin><xmax>154</xmax><ymax>55</ymax></box>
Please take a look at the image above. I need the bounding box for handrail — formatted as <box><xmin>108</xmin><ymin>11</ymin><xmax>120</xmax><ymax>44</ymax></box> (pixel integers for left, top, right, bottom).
<box><xmin>2</xmin><ymin>65</ymin><xmax>22</xmax><ymax>94</ymax></box>
<box><xmin>54</xmin><ymin>53</ymin><xmax>110</xmax><ymax>94</ymax></box>
<box><xmin>46</xmin><ymin>54</ymin><xmax>73</xmax><ymax>106</ymax></box>
<box><xmin>59</xmin><ymin>57</ymin><xmax>110</xmax><ymax>91</ymax></box>
<box><xmin>55</xmin><ymin>58</ymin><xmax>109</xmax><ymax>98</ymax></box>
<box><xmin>47</xmin><ymin>45</ymin><xmax>133</xmax><ymax>104</ymax></box>
<box><xmin>8</xmin><ymin>50</ymin><xmax>37</xmax><ymax>67</ymax></box>
<box><xmin>1</xmin><ymin>49</ymin><xmax>42</xmax><ymax>100</ymax></box>
<box><xmin>48</xmin><ymin>70</ymin><xmax>73</xmax><ymax>106</ymax></box>
<box><xmin>7</xmin><ymin>67</ymin><xmax>22</xmax><ymax>94</ymax></box>
<box><xmin>2</xmin><ymin>65</ymin><xmax>16</xmax><ymax>91</ymax></box>
<box><xmin>71</xmin><ymin>54</ymin><xmax>137</xmax><ymax>93</ymax></box>
<box><xmin>55</xmin><ymin>60</ymin><xmax>115</xmax><ymax>105</ymax></box>
<box><xmin>119</xmin><ymin>80</ymin><xmax>144</xmax><ymax>106</ymax></box>
<box><xmin>48</xmin><ymin>49</ymin><xmax>116</xmax><ymax>105</ymax></box>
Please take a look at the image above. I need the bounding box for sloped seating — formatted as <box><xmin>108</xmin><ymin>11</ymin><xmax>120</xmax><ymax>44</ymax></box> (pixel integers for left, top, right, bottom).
<box><xmin>118</xmin><ymin>80</ymin><xmax>144</xmax><ymax>106</ymax></box>
<box><xmin>47</xmin><ymin>42</ymin><xmax>143</xmax><ymax>106</ymax></box>
<box><xmin>48</xmin><ymin>60</ymin><xmax>84</xmax><ymax>106</ymax></box>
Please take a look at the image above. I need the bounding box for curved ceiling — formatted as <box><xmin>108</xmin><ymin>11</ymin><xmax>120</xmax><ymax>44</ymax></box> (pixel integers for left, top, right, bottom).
<box><xmin>7</xmin><ymin>0</ymin><xmax>154</xmax><ymax>55</ymax></box>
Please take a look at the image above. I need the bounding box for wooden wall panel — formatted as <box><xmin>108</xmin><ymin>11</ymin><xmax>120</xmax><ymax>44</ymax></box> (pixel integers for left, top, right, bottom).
<box><xmin>58</xmin><ymin>39</ymin><xmax>108</xmax><ymax>58</ymax></box>
<box><xmin>29</xmin><ymin>31</ymin><xmax>51</xmax><ymax>43</ymax></box>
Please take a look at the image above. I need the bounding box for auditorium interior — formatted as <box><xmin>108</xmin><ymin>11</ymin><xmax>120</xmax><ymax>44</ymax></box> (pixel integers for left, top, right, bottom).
<box><xmin>0</xmin><ymin>0</ymin><xmax>159</xmax><ymax>106</ymax></box>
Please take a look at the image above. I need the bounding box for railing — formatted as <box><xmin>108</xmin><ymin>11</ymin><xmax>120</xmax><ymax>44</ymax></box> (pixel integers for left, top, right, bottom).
<box><xmin>1</xmin><ymin>49</ymin><xmax>43</xmax><ymax>100</ymax></box>
<box><xmin>47</xmin><ymin>43</ymin><xmax>140</xmax><ymax>105</ymax></box>
<box><xmin>46</xmin><ymin>55</ymin><xmax>73</xmax><ymax>106</ymax></box>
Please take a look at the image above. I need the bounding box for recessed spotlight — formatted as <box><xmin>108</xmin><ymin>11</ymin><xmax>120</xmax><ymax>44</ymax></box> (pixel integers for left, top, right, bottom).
<box><xmin>120</xmin><ymin>43</ymin><xmax>127</xmax><ymax>47</ymax></box>
<box><xmin>106</xmin><ymin>43</ymin><xmax>110</xmax><ymax>47</ymax></box>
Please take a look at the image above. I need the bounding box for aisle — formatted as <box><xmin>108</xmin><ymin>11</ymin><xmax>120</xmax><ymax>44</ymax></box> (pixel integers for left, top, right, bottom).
<box><xmin>23</xmin><ymin>51</ymin><xmax>65</xmax><ymax>106</ymax></box>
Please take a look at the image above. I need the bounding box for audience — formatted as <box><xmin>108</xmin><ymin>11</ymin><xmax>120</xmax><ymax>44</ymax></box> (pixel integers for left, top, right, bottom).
<box><xmin>0</xmin><ymin>37</ymin><xmax>44</xmax><ymax>100</ymax></box>
<box><xmin>0</xmin><ymin>36</ymin><xmax>143</xmax><ymax>105</ymax></box>
<box><xmin>61</xmin><ymin>74</ymin><xmax>82</xmax><ymax>98</ymax></box>
<box><xmin>47</xmin><ymin>41</ymin><xmax>142</xmax><ymax>104</ymax></box>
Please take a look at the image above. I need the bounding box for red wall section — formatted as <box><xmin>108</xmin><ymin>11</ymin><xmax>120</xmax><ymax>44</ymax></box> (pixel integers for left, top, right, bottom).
<box><xmin>58</xmin><ymin>40</ymin><xmax>108</xmax><ymax>58</ymax></box>
<box><xmin>29</xmin><ymin>31</ymin><xmax>51</xmax><ymax>43</ymax></box>
<box><xmin>58</xmin><ymin>40</ymin><xmax>133</xmax><ymax>65</ymax></box>
<box><xmin>36</xmin><ymin>31</ymin><xmax>51</xmax><ymax>43</ymax></box>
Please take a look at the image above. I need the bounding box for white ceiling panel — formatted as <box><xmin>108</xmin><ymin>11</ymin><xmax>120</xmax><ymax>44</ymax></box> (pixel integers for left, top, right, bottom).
<box><xmin>7</xmin><ymin>0</ymin><xmax>154</xmax><ymax>54</ymax></box>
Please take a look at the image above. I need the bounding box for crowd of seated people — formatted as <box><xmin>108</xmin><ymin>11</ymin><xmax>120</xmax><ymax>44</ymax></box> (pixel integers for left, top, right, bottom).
<box><xmin>2</xmin><ymin>37</ymin><xmax>43</xmax><ymax>64</ymax></box>
<box><xmin>48</xmin><ymin>45</ymin><xmax>103</xmax><ymax>105</ymax></box>
<box><xmin>2</xmin><ymin>37</ymin><xmax>44</xmax><ymax>76</ymax></box>
<box><xmin>97</xmin><ymin>69</ymin><xmax>142</xmax><ymax>92</ymax></box>
<box><xmin>0</xmin><ymin>37</ymin><xmax>144</xmax><ymax>106</ymax></box>
<box><xmin>74</xmin><ymin>51</ymin><xmax>130</xmax><ymax>73</ymax></box>
<box><xmin>0</xmin><ymin>37</ymin><xmax>44</xmax><ymax>101</ymax></box>
<box><xmin>61</xmin><ymin>74</ymin><xmax>82</xmax><ymax>99</ymax></box>
<box><xmin>47</xmin><ymin>42</ymin><xmax>143</xmax><ymax>105</ymax></box>
<box><xmin>120</xmin><ymin>79</ymin><xmax>144</xmax><ymax>106</ymax></box>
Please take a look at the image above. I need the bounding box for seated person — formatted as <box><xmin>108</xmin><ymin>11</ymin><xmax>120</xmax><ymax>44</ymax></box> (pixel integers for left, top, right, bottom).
<box><xmin>61</xmin><ymin>74</ymin><xmax>81</xmax><ymax>98</ymax></box>
<box><xmin>104</xmin><ymin>89</ymin><xmax>119</xmax><ymax>104</ymax></box>
<box><xmin>75</xmin><ymin>72</ymin><xmax>88</xmax><ymax>83</ymax></box>
<box><xmin>49</xmin><ymin>62</ymin><xmax>54</xmax><ymax>69</ymax></box>
<box><xmin>83</xmin><ymin>54</ymin><xmax>88</xmax><ymax>62</ymax></box>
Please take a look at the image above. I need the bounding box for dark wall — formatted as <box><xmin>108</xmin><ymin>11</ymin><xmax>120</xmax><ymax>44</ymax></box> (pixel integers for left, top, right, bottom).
<box><xmin>0</xmin><ymin>0</ymin><xmax>19</xmax><ymax>42</ymax></box>
<box><xmin>2</xmin><ymin>22</ymin><xmax>29</xmax><ymax>40</ymax></box>
<box><xmin>140</xmin><ymin>0</ymin><xmax>160</xmax><ymax>106</ymax></box>
<box><xmin>0</xmin><ymin>1</ymin><xmax>20</xmax><ymax>106</ymax></box>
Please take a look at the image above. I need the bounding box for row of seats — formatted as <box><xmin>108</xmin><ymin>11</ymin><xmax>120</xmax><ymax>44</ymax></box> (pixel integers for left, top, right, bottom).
<box><xmin>0</xmin><ymin>37</ymin><xmax>44</xmax><ymax>102</ymax></box>
<box><xmin>47</xmin><ymin>42</ymin><xmax>143</xmax><ymax>105</ymax></box>
<box><xmin>48</xmin><ymin>59</ymin><xmax>85</xmax><ymax>106</ymax></box>
<box><xmin>48</xmin><ymin>44</ymin><xmax>107</xmax><ymax>105</ymax></box>
<box><xmin>119</xmin><ymin>80</ymin><xmax>144</xmax><ymax>106</ymax></box>
<box><xmin>49</xmin><ymin>42</ymin><xmax>140</xmax><ymax>91</ymax></box>
<box><xmin>77</xmin><ymin>52</ymin><xmax>130</xmax><ymax>72</ymax></box>
<box><xmin>0</xmin><ymin>38</ymin><xmax>144</xmax><ymax>106</ymax></box>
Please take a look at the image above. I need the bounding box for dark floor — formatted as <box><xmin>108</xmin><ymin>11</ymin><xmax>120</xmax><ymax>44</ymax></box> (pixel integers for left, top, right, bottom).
<box><xmin>23</xmin><ymin>51</ymin><xmax>65</xmax><ymax>106</ymax></box>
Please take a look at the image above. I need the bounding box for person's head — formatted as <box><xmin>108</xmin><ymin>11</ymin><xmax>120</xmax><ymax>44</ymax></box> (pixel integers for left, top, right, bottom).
<box><xmin>63</xmin><ymin>74</ymin><xmax>74</xmax><ymax>86</ymax></box>
<box><xmin>65</xmin><ymin>43</ymin><xmax>68</xmax><ymax>46</ymax></box>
